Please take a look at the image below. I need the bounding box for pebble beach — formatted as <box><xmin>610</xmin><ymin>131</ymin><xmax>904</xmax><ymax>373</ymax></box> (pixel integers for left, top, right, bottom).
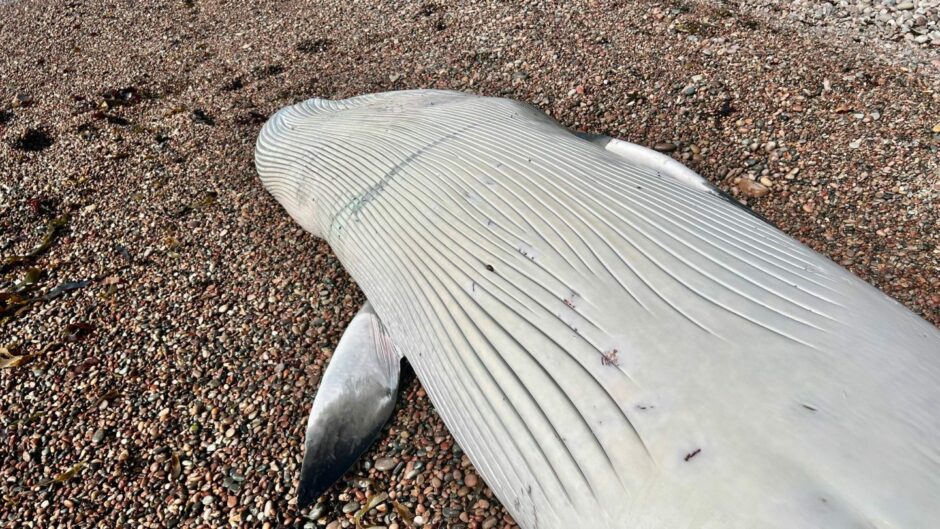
<box><xmin>1</xmin><ymin>0</ymin><xmax>938</xmax><ymax>528</ymax></box>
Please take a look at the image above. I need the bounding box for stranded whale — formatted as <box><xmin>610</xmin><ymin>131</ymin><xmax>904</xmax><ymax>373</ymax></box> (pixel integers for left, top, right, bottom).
<box><xmin>256</xmin><ymin>90</ymin><xmax>940</xmax><ymax>529</ymax></box>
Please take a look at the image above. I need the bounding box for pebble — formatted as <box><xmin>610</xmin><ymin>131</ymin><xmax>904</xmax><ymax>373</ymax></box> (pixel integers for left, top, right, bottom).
<box><xmin>374</xmin><ymin>457</ymin><xmax>397</xmax><ymax>472</ymax></box>
<box><xmin>737</xmin><ymin>179</ymin><xmax>770</xmax><ymax>198</ymax></box>
<box><xmin>653</xmin><ymin>142</ymin><xmax>677</xmax><ymax>153</ymax></box>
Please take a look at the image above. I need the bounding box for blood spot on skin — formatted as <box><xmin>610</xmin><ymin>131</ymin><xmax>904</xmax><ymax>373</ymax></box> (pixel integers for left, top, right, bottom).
<box><xmin>601</xmin><ymin>349</ymin><xmax>619</xmax><ymax>367</ymax></box>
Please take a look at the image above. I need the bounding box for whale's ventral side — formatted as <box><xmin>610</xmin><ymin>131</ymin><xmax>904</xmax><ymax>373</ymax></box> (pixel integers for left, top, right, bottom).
<box><xmin>256</xmin><ymin>90</ymin><xmax>940</xmax><ymax>529</ymax></box>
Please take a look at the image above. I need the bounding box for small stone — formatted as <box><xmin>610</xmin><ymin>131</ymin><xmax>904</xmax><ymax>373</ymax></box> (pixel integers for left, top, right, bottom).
<box><xmin>227</xmin><ymin>495</ymin><xmax>238</xmax><ymax>508</ymax></box>
<box><xmin>849</xmin><ymin>139</ymin><xmax>862</xmax><ymax>149</ymax></box>
<box><xmin>802</xmin><ymin>202</ymin><xmax>816</xmax><ymax>214</ymax></box>
<box><xmin>759</xmin><ymin>176</ymin><xmax>774</xmax><ymax>187</ymax></box>
<box><xmin>374</xmin><ymin>457</ymin><xmax>396</xmax><ymax>472</ymax></box>
<box><xmin>309</xmin><ymin>502</ymin><xmax>326</xmax><ymax>519</ymax></box>
<box><xmin>681</xmin><ymin>84</ymin><xmax>697</xmax><ymax>96</ymax></box>
<box><xmin>202</xmin><ymin>495</ymin><xmax>216</xmax><ymax>506</ymax></box>
<box><xmin>92</xmin><ymin>428</ymin><xmax>105</xmax><ymax>443</ymax></box>
<box><xmin>737</xmin><ymin>179</ymin><xmax>770</xmax><ymax>198</ymax></box>
<box><xmin>896</xmin><ymin>2</ymin><xmax>914</xmax><ymax>10</ymax></box>
<box><xmin>414</xmin><ymin>515</ymin><xmax>425</xmax><ymax>526</ymax></box>
<box><xmin>343</xmin><ymin>501</ymin><xmax>360</xmax><ymax>514</ymax></box>
<box><xmin>464</xmin><ymin>473</ymin><xmax>478</xmax><ymax>487</ymax></box>
<box><xmin>653</xmin><ymin>142</ymin><xmax>677</xmax><ymax>153</ymax></box>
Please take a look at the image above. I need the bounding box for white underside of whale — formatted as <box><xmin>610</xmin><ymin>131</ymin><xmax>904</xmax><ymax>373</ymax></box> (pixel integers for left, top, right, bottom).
<box><xmin>256</xmin><ymin>90</ymin><xmax>940</xmax><ymax>529</ymax></box>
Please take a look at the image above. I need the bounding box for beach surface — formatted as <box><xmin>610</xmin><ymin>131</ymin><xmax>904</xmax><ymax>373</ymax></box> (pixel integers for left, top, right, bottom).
<box><xmin>1</xmin><ymin>0</ymin><xmax>938</xmax><ymax>528</ymax></box>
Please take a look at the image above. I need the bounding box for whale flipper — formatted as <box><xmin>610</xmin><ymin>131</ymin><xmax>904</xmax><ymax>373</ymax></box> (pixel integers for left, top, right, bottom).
<box><xmin>578</xmin><ymin>132</ymin><xmax>772</xmax><ymax>223</ymax></box>
<box><xmin>297</xmin><ymin>301</ymin><xmax>401</xmax><ymax>508</ymax></box>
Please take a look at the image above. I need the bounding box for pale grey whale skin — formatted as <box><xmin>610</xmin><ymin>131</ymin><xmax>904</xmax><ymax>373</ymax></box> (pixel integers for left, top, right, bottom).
<box><xmin>256</xmin><ymin>90</ymin><xmax>940</xmax><ymax>529</ymax></box>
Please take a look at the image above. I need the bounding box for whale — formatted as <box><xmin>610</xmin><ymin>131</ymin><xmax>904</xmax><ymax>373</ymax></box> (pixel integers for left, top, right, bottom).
<box><xmin>255</xmin><ymin>89</ymin><xmax>940</xmax><ymax>528</ymax></box>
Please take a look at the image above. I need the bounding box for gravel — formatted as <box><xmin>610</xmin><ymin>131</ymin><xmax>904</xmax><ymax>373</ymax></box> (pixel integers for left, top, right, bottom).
<box><xmin>1</xmin><ymin>0</ymin><xmax>938</xmax><ymax>528</ymax></box>
<box><xmin>743</xmin><ymin>0</ymin><xmax>940</xmax><ymax>76</ymax></box>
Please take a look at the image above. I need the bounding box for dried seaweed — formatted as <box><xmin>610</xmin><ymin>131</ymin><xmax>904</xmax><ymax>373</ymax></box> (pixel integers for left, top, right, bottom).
<box><xmin>0</xmin><ymin>214</ymin><xmax>69</xmax><ymax>273</ymax></box>
<box><xmin>100</xmin><ymin>87</ymin><xmax>141</xmax><ymax>107</ymax></box>
<box><xmin>89</xmin><ymin>389</ymin><xmax>121</xmax><ymax>410</ymax></box>
<box><xmin>354</xmin><ymin>492</ymin><xmax>388</xmax><ymax>527</ymax></box>
<box><xmin>170</xmin><ymin>452</ymin><xmax>181</xmax><ymax>480</ymax></box>
<box><xmin>12</xmin><ymin>128</ymin><xmax>54</xmax><ymax>152</ymax></box>
<box><xmin>1</xmin><ymin>276</ymin><xmax>90</xmax><ymax>325</ymax></box>
<box><xmin>62</xmin><ymin>322</ymin><xmax>95</xmax><ymax>342</ymax></box>
<box><xmin>297</xmin><ymin>38</ymin><xmax>332</xmax><ymax>54</ymax></box>
<box><xmin>38</xmin><ymin>461</ymin><xmax>87</xmax><ymax>487</ymax></box>
<box><xmin>392</xmin><ymin>500</ymin><xmax>415</xmax><ymax>526</ymax></box>
<box><xmin>191</xmin><ymin>109</ymin><xmax>215</xmax><ymax>126</ymax></box>
<box><xmin>41</xmin><ymin>280</ymin><xmax>91</xmax><ymax>302</ymax></box>
<box><xmin>0</xmin><ymin>345</ymin><xmax>32</xmax><ymax>369</ymax></box>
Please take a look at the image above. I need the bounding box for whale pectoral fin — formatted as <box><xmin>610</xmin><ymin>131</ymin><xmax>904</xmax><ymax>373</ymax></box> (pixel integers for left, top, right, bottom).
<box><xmin>575</xmin><ymin>131</ymin><xmax>718</xmax><ymax>194</ymax></box>
<box><xmin>297</xmin><ymin>302</ymin><xmax>401</xmax><ymax>508</ymax></box>
<box><xmin>577</xmin><ymin>131</ymin><xmax>774</xmax><ymax>224</ymax></box>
